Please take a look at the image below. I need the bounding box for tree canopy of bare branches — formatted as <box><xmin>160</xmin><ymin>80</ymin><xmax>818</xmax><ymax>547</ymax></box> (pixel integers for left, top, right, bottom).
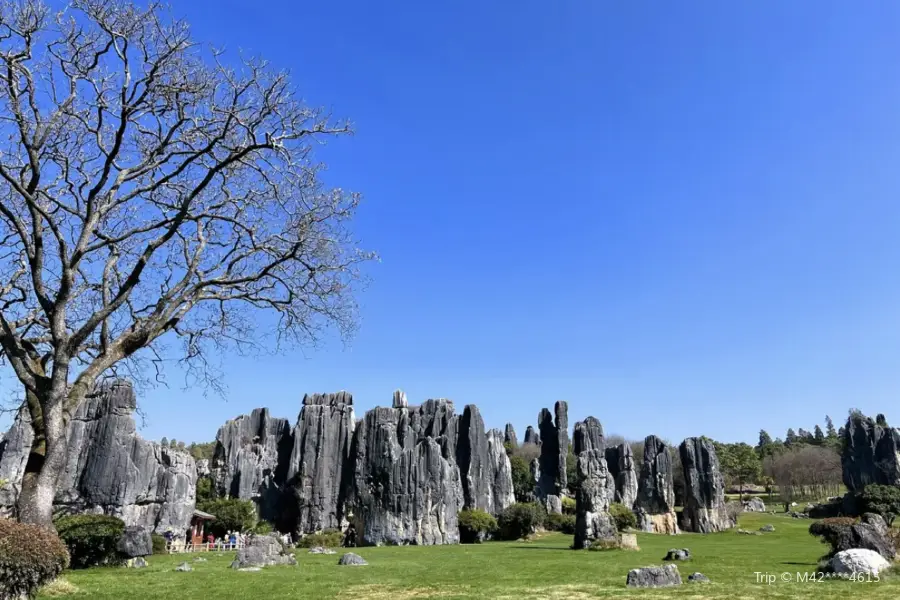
<box><xmin>0</xmin><ymin>0</ymin><xmax>373</xmax><ymax>526</ymax></box>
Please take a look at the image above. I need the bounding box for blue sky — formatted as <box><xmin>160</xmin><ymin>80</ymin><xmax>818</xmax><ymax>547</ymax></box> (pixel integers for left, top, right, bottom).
<box><xmin>4</xmin><ymin>0</ymin><xmax>900</xmax><ymax>445</ymax></box>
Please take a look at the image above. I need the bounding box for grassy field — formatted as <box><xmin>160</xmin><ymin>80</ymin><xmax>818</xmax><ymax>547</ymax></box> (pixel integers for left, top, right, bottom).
<box><xmin>43</xmin><ymin>513</ymin><xmax>899</xmax><ymax>600</ymax></box>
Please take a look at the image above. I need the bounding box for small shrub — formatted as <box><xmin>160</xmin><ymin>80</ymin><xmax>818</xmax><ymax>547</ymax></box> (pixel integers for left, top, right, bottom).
<box><xmin>0</xmin><ymin>517</ymin><xmax>70</xmax><ymax>599</ymax></box>
<box><xmin>546</xmin><ymin>513</ymin><xmax>576</xmax><ymax>534</ymax></box>
<box><xmin>608</xmin><ymin>503</ymin><xmax>637</xmax><ymax>531</ymax></box>
<box><xmin>252</xmin><ymin>520</ymin><xmax>274</xmax><ymax>535</ymax></box>
<box><xmin>860</xmin><ymin>484</ymin><xmax>900</xmax><ymax>525</ymax></box>
<box><xmin>561</xmin><ymin>497</ymin><xmax>576</xmax><ymax>515</ymax></box>
<box><xmin>458</xmin><ymin>509</ymin><xmax>497</xmax><ymax>544</ymax></box>
<box><xmin>808</xmin><ymin>517</ymin><xmax>860</xmax><ymax>558</ymax></box>
<box><xmin>297</xmin><ymin>529</ymin><xmax>343</xmax><ymax>548</ymax></box>
<box><xmin>497</xmin><ymin>502</ymin><xmax>546</xmax><ymax>540</ymax></box>
<box><xmin>151</xmin><ymin>534</ymin><xmax>167</xmax><ymax>555</ymax></box>
<box><xmin>55</xmin><ymin>514</ymin><xmax>125</xmax><ymax>568</ymax></box>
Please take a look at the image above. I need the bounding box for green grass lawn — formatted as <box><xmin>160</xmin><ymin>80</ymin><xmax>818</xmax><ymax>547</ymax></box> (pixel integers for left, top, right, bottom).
<box><xmin>44</xmin><ymin>513</ymin><xmax>899</xmax><ymax>599</ymax></box>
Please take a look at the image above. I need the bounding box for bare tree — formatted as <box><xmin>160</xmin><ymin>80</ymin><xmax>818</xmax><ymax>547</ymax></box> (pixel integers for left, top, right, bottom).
<box><xmin>0</xmin><ymin>0</ymin><xmax>373</xmax><ymax>526</ymax></box>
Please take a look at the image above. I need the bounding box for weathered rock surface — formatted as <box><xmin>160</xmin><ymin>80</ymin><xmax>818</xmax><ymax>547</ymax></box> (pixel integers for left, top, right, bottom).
<box><xmin>635</xmin><ymin>436</ymin><xmax>678</xmax><ymax>534</ymax></box>
<box><xmin>232</xmin><ymin>534</ymin><xmax>297</xmax><ymax>568</ymax></box>
<box><xmin>679</xmin><ymin>438</ymin><xmax>734</xmax><ymax>533</ymax></box>
<box><xmin>573</xmin><ymin>417</ymin><xmax>604</xmax><ymax>455</ymax></box>
<box><xmin>2</xmin><ymin>382</ymin><xmax>196</xmax><ymax>532</ymax></box>
<box><xmin>605</xmin><ymin>443</ymin><xmax>638</xmax><ymax>509</ymax></box>
<box><xmin>338</xmin><ymin>552</ymin><xmax>367</xmax><ymax>565</ymax></box>
<box><xmin>523</xmin><ymin>426</ymin><xmax>540</xmax><ymax>446</ymax></box>
<box><xmin>829</xmin><ymin>549</ymin><xmax>891</xmax><ymax>577</ymax></box>
<box><xmin>743</xmin><ymin>497</ymin><xmax>766</xmax><ymax>512</ymax></box>
<box><xmin>456</xmin><ymin>405</ymin><xmax>493</xmax><ymax>513</ymax></box>
<box><xmin>688</xmin><ymin>572</ymin><xmax>710</xmax><ymax>583</ymax></box>
<box><xmin>195</xmin><ymin>459</ymin><xmax>210</xmax><ymax>478</ymax></box>
<box><xmin>175</xmin><ymin>562</ymin><xmax>193</xmax><ymax>572</ymax></box>
<box><xmin>619</xmin><ymin>533</ymin><xmax>640</xmax><ymax>550</ymax></box>
<box><xmin>485</xmin><ymin>428</ymin><xmax>515</xmax><ymax>514</ymax></box>
<box><xmin>308</xmin><ymin>546</ymin><xmax>336</xmax><ymax>554</ymax></box>
<box><xmin>842</xmin><ymin>413</ymin><xmax>900</xmax><ymax>492</ymax></box>
<box><xmin>536</xmin><ymin>402</ymin><xmax>568</xmax><ymax>499</ymax></box>
<box><xmin>117</xmin><ymin>526</ymin><xmax>152</xmax><ymax>558</ymax></box>
<box><xmin>349</xmin><ymin>402</ymin><xmax>462</xmax><ymax>546</ymax></box>
<box><xmin>504</xmin><ymin>424</ymin><xmax>518</xmax><ymax>449</ymax></box>
<box><xmin>392</xmin><ymin>390</ymin><xmax>408</xmax><ymax>408</ymax></box>
<box><xmin>573</xmin><ymin>417</ymin><xmax>616</xmax><ymax>549</ymax></box>
<box><xmin>626</xmin><ymin>564</ymin><xmax>682</xmax><ymax>588</ymax></box>
<box><xmin>55</xmin><ymin>381</ymin><xmax>196</xmax><ymax>533</ymax></box>
<box><xmin>0</xmin><ymin>405</ymin><xmax>32</xmax><ymax>517</ymax></box>
<box><xmin>760</xmin><ymin>524</ymin><xmax>775</xmax><ymax>532</ymax></box>
<box><xmin>285</xmin><ymin>392</ymin><xmax>356</xmax><ymax>534</ymax></box>
<box><xmin>212</xmin><ymin>407</ymin><xmax>292</xmax><ymax>523</ymax></box>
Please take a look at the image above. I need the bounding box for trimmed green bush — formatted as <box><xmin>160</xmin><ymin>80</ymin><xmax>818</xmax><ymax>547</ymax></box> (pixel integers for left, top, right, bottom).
<box><xmin>561</xmin><ymin>497</ymin><xmax>576</xmax><ymax>515</ymax></box>
<box><xmin>546</xmin><ymin>513</ymin><xmax>576</xmax><ymax>534</ymax></box>
<box><xmin>151</xmin><ymin>534</ymin><xmax>167</xmax><ymax>555</ymax></box>
<box><xmin>297</xmin><ymin>529</ymin><xmax>342</xmax><ymax>548</ymax></box>
<box><xmin>0</xmin><ymin>518</ymin><xmax>69</xmax><ymax>600</ymax></box>
<box><xmin>608</xmin><ymin>503</ymin><xmax>637</xmax><ymax>531</ymax></box>
<box><xmin>860</xmin><ymin>484</ymin><xmax>900</xmax><ymax>525</ymax></box>
<box><xmin>253</xmin><ymin>520</ymin><xmax>274</xmax><ymax>535</ymax></box>
<box><xmin>497</xmin><ymin>502</ymin><xmax>546</xmax><ymax>540</ymax></box>
<box><xmin>458</xmin><ymin>509</ymin><xmax>498</xmax><ymax>543</ymax></box>
<box><xmin>54</xmin><ymin>514</ymin><xmax>125</xmax><ymax>569</ymax></box>
<box><xmin>197</xmin><ymin>498</ymin><xmax>258</xmax><ymax>538</ymax></box>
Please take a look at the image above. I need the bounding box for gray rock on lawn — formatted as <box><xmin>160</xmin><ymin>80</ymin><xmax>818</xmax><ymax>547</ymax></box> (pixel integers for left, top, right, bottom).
<box><xmin>338</xmin><ymin>552</ymin><xmax>368</xmax><ymax>566</ymax></box>
<box><xmin>545</xmin><ymin>494</ymin><xmax>563</xmax><ymax>515</ymax></box>
<box><xmin>688</xmin><ymin>572</ymin><xmax>710</xmax><ymax>583</ymax></box>
<box><xmin>663</xmin><ymin>548</ymin><xmax>690</xmax><ymax>561</ymax></box>
<box><xmin>742</xmin><ymin>497</ymin><xmax>766</xmax><ymax>512</ymax></box>
<box><xmin>626</xmin><ymin>564</ymin><xmax>683</xmax><ymax>588</ymax></box>
<box><xmin>829</xmin><ymin>549</ymin><xmax>891</xmax><ymax>577</ymax></box>
<box><xmin>760</xmin><ymin>524</ymin><xmax>775</xmax><ymax>532</ymax></box>
<box><xmin>117</xmin><ymin>526</ymin><xmax>152</xmax><ymax>557</ymax></box>
<box><xmin>232</xmin><ymin>534</ymin><xmax>297</xmax><ymax>568</ymax></box>
<box><xmin>619</xmin><ymin>533</ymin><xmax>640</xmax><ymax>551</ymax></box>
<box><xmin>308</xmin><ymin>546</ymin><xmax>337</xmax><ymax>555</ymax></box>
<box><xmin>679</xmin><ymin>438</ymin><xmax>734</xmax><ymax>533</ymax></box>
<box><xmin>238</xmin><ymin>567</ymin><xmax>262</xmax><ymax>572</ymax></box>
<box><xmin>175</xmin><ymin>562</ymin><xmax>192</xmax><ymax>572</ymax></box>
<box><xmin>825</xmin><ymin>515</ymin><xmax>896</xmax><ymax>560</ymax></box>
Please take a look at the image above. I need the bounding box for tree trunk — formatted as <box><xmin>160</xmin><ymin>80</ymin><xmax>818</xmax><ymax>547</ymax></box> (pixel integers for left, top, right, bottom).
<box><xmin>16</xmin><ymin>387</ymin><xmax>70</xmax><ymax>528</ymax></box>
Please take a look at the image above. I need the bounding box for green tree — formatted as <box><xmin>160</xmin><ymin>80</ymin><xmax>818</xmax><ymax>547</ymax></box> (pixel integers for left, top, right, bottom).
<box><xmin>813</xmin><ymin>425</ymin><xmax>825</xmax><ymax>444</ymax></box>
<box><xmin>509</xmin><ymin>455</ymin><xmax>533</xmax><ymax>502</ymax></box>
<box><xmin>196</xmin><ymin>477</ymin><xmax>216</xmax><ymax>503</ymax></box>
<box><xmin>785</xmin><ymin>429</ymin><xmax>797</xmax><ymax>446</ymax></box>
<box><xmin>188</xmin><ymin>442</ymin><xmax>217</xmax><ymax>462</ymax></box>
<box><xmin>197</xmin><ymin>498</ymin><xmax>258</xmax><ymax>538</ymax></box>
<box><xmin>825</xmin><ymin>416</ymin><xmax>837</xmax><ymax>439</ymax></box>
<box><xmin>718</xmin><ymin>442</ymin><xmax>761</xmax><ymax>492</ymax></box>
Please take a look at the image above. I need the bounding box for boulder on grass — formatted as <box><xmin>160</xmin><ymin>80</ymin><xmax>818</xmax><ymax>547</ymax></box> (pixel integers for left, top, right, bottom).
<box><xmin>742</xmin><ymin>497</ymin><xmax>765</xmax><ymax>512</ymax></box>
<box><xmin>619</xmin><ymin>533</ymin><xmax>640</xmax><ymax>551</ymax></box>
<box><xmin>759</xmin><ymin>524</ymin><xmax>775</xmax><ymax>533</ymax></box>
<box><xmin>688</xmin><ymin>572</ymin><xmax>710</xmax><ymax>583</ymax></box>
<box><xmin>308</xmin><ymin>546</ymin><xmax>337</xmax><ymax>555</ymax></box>
<box><xmin>175</xmin><ymin>562</ymin><xmax>192</xmax><ymax>572</ymax></box>
<box><xmin>232</xmin><ymin>534</ymin><xmax>297</xmax><ymax>569</ymax></box>
<box><xmin>338</xmin><ymin>552</ymin><xmax>367</xmax><ymax>566</ymax></box>
<box><xmin>663</xmin><ymin>548</ymin><xmax>690</xmax><ymax>561</ymax></box>
<box><xmin>626</xmin><ymin>565</ymin><xmax>682</xmax><ymax>588</ymax></box>
<box><xmin>828</xmin><ymin>549</ymin><xmax>891</xmax><ymax>577</ymax></box>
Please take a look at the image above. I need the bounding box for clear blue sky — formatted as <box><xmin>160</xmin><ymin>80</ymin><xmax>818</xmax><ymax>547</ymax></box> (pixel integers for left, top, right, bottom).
<box><xmin>4</xmin><ymin>0</ymin><xmax>900</xmax><ymax>445</ymax></box>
